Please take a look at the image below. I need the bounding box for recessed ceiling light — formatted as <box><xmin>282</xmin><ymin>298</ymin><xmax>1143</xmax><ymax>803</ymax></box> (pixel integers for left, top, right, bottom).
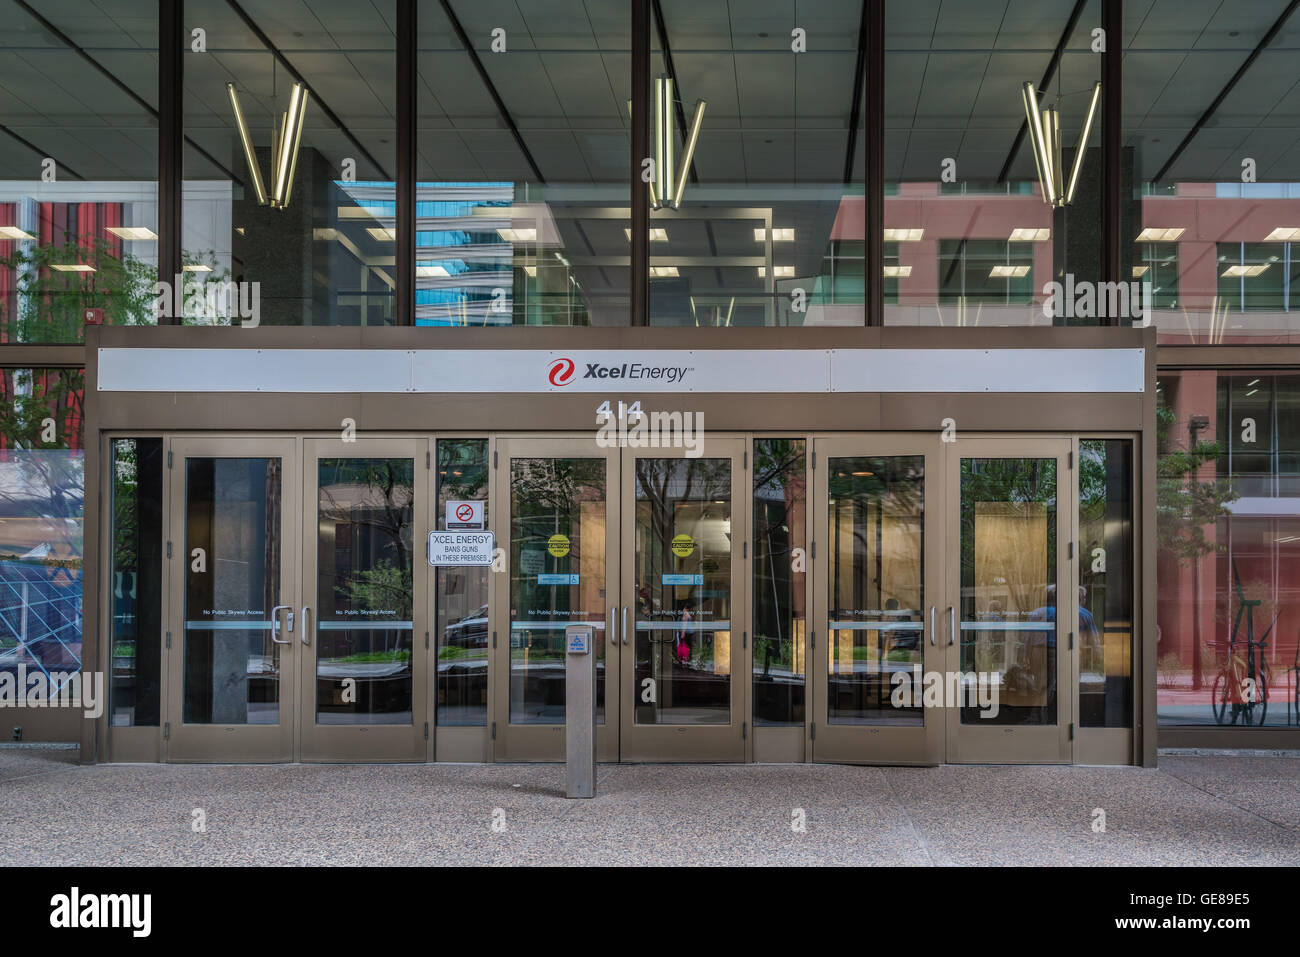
<box><xmin>1221</xmin><ymin>264</ymin><xmax>1270</xmax><ymax>278</ymax></box>
<box><xmin>524</xmin><ymin>265</ymin><xmax>537</xmax><ymax>277</ymax></box>
<box><xmin>366</xmin><ymin>227</ymin><xmax>396</xmax><ymax>241</ymax></box>
<box><xmin>416</xmin><ymin>264</ymin><xmax>450</xmax><ymax>278</ymax></box>
<box><xmin>754</xmin><ymin>227</ymin><xmax>795</xmax><ymax>241</ymax></box>
<box><xmin>649</xmin><ymin>265</ymin><xmax>679</xmax><ymax>277</ymax></box>
<box><xmin>1132</xmin><ymin>265</ymin><xmax>1149</xmax><ymax>277</ymax></box>
<box><xmin>1009</xmin><ymin>227</ymin><xmax>1050</xmax><ymax>242</ymax></box>
<box><xmin>1264</xmin><ymin>227</ymin><xmax>1300</xmax><ymax>241</ymax></box>
<box><xmin>1136</xmin><ymin>227</ymin><xmax>1185</xmax><ymax>242</ymax></box>
<box><xmin>497</xmin><ymin>227</ymin><xmax>537</xmax><ymax>243</ymax></box>
<box><xmin>757</xmin><ymin>265</ymin><xmax>796</xmax><ymax>278</ymax></box>
<box><xmin>106</xmin><ymin>226</ymin><xmax>158</xmax><ymax>241</ymax></box>
<box><xmin>0</xmin><ymin>226</ymin><xmax>35</xmax><ymax>240</ymax></box>
<box><xmin>883</xmin><ymin>228</ymin><xmax>924</xmax><ymax>242</ymax></box>
<box><xmin>989</xmin><ymin>265</ymin><xmax>1030</xmax><ymax>278</ymax></box>
<box><xmin>883</xmin><ymin>265</ymin><xmax>912</xmax><ymax>277</ymax></box>
<box><xmin>51</xmin><ymin>264</ymin><xmax>95</xmax><ymax>272</ymax></box>
<box><xmin>625</xmin><ymin>228</ymin><xmax>668</xmax><ymax>241</ymax></box>
<box><xmin>183</xmin><ymin>264</ymin><xmax>212</xmax><ymax>272</ymax></box>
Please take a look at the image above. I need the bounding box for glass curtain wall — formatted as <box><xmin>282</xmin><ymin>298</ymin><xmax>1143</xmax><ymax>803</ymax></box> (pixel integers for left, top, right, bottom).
<box><xmin>648</xmin><ymin>1</ymin><xmax>865</xmax><ymax>326</ymax></box>
<box><xmin>1157</xmin><ymin>370</ymin><xmax>1300</xmax><ymax>728</ymax></box>
<box><xmin>885</xmin><ymin>0</ymin><xmax>1104</xmax><ymax>326</ymax></box>
<box><xmin>417</xmin><ymin>1</ymin><xmax>630</xmax><ymax>326</ymax></box>
<box><xmin>182</xmin><ymin>0</ymin><xmax>397</xmax><ymax>326</ymax></box>
<box><xmin>0</xmin><ymin>0</ymin><xmax>159</xmax><ymax>342</ymax></box>
<box><xmin>1126</xmin><ymin>0</ymin><xmax>1300</xmax><ymax>343</ymax></box>
<box><xmin>0</xmin><ymin>368</ymin><xmax>85</xmax><ymax>703</ymax></box>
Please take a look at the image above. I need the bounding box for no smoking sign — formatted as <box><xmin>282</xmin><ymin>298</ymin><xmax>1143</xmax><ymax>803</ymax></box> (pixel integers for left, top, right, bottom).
<box><xmin>445</xmin><ymin>500</ymin><xmax>485</xmax><ymax>529</ymax></box>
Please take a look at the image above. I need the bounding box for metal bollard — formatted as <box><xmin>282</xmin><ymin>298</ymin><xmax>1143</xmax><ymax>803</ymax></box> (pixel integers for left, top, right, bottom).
<box><xmin>565</xmin><ymin>623</ymin><xmax>596</xmax><ymax>798</ymax></box>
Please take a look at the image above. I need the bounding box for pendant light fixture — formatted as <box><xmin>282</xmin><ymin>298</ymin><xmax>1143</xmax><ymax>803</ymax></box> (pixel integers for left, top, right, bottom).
<box><xmin>227</xmin><ymin>81</ymin><xmax>310</xmax><ymax>209</ymax></box>
<box><xmin>649</xmin><ymin>74</ymin><xmax>706</xmax><ymax>210</ymax></box>
<box><xmin>1021</xmin><ymin>80</ymin><xmax>1101</xmax><ymax>207</ymax></box>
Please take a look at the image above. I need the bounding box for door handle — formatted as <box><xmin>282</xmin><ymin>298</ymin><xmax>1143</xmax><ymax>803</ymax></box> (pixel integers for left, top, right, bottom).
<box><xmin>947</xmin><ymin>606</ymin><xmax>955</xmax><ymax>646</ymax></box>
<box><xmin>270</xmin><ymin>604</ymin><xmax>292</xmax><ymax>645</ymax></box>
<box><xmin>622</xmin><ymin>605</ymin><xmax>628</xmax><ymax>645</ymax></box>
<box><xmin>300</xmin><ymin>606</ymin><xmax>312</xmax><ymax>645</ymax></box>
<box><xmin>608</xmin><ymin>606</ymin><xmax>617</xmax><ymax>645</ymax></box>
<box><xmin>929</xmin><ymin>605</ymin><xmax>936</xmax><ymax>646</ymax></box>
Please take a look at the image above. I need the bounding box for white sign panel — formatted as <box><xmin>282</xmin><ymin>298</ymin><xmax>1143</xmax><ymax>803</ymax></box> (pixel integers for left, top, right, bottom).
<box><xmin>829</xmin><ymin>348</ymin><xmax>1145</xmax><ymax>393</ymax></box>
<box><xmin>428</xmin><ymin>531</ymin><xmax>495</xmax><ymax>566</ymax></box>
<box><xmin>411</xmin><ymin>349</ymin><xmax>833</xmax><ymax>393</ymax></box>
<box><xmin>445</xmin><ymin>500</ymin><xmax>485</xmax><ymax>529</ymax></box>
<box><xmin>99</xmin><ymin>347</ymin><xmax>1146</xmax><ymax>394</ymax></box>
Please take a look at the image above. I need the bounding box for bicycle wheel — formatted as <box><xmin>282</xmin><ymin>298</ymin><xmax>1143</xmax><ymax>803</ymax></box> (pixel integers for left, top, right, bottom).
<box><xmin>1242</xmin><ymin>672</ymin><xmax>1268</xmax><ymax>727</ymax></box>
<box><xmin>1212</xmin><ymin>673</ymin><xmax>1229</xmax><ymax>725</ymax></box>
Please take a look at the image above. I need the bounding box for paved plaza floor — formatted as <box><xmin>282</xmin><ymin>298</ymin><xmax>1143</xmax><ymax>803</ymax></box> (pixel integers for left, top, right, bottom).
<box><xmin>0</xmin><ymin>748</ymin><xmax>1295</xmax><ymax>866</ymax></box>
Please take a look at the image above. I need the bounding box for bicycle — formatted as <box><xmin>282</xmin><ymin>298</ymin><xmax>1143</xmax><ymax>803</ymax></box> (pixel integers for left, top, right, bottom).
<box><xmin>1211</xmin><ymin>565</ymin><xmax>1276</xmax><ymax>727</ymax></box>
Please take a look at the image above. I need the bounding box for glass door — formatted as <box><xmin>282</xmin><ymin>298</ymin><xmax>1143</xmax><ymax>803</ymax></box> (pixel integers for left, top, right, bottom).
<box><xmin>165</xmin><ymin>438</ymin><xmax>298</xmax><ymax>762</ymax></box>
<box><xmin>811</xmin><ymin>437</ymin><xmax>944</xmax><ymax>764</ymax></box>
<box><xmin>942</xmin><ymin>437</ymin><xmax>1073</xmax><ymax>763</ymax></box>
<box><xmin>298</xmin><ymin>439</ymin><xmax>427</xmax><ymax>761</ymax></box>
<box><xmin>493</xmin><ymin>438</ymin><xmax>620</xmax><ymax>761</ymax></box>
<box><xmin>620</xmin><ymin>440</ymin><xmax>748</xmax><ymax>762</ymax></box>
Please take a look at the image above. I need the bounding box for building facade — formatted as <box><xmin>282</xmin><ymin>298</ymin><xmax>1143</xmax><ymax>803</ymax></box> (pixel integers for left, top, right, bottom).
<box><xmin>0</xmin><ymin>0</ymin><xmax>1296</xmax><ymax>765</ymax></box>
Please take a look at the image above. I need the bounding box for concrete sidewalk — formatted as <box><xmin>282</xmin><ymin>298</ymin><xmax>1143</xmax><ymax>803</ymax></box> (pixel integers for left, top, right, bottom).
<box><xmin>0</xmin><ymin>748</ymin><xmax>1295</xmax><ymax>866</ymax></box>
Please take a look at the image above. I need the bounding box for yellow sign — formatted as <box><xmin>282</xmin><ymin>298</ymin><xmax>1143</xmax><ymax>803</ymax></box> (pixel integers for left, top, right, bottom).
<box><xmin>547</xmin><ymin>534</ymin><xmax>570</xmax><ymax>558</ymax></box>
<box><xmin>671</xmin><ymin>534</ymin><xmax>695</xmax><ymax>558</ymax></box>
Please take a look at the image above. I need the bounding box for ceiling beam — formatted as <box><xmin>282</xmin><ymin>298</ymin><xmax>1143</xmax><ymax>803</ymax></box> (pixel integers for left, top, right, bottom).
<box><xmin>0</xmin><ymin>122</ymin><xmax>83</xmax><ymax>180</ymax></box>
<box><xmin>437</xmin><ymin>0</ymin><xmax>545</xmax><ymax>183</ymax></box>
<box><xmin>997</xmin><ymin>0</ymin><xmax>1088</xmax><ymax>184</ymax></box>
<box><xmin>844</xmin><ymin>0</ymin><xmax>869</xmax><ymax>185</ymax></box>
<box><xmin>13</xmin><ymin>0</ymin><xmax>236</xmax><ymax>184</ymax></box>
<box><xmin>224</xmin><ymin>0</ymin><xmax>392</xmax><ymax>181</ymax></box>
<box><xmin>1152</xmin><ymin>0</ymin><xmax>1300</xmax><ymax>183</ymax></box>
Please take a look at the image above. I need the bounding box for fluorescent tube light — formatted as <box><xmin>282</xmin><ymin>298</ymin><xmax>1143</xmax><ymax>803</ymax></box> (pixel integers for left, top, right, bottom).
<box><xmin>755</xmin><ymin>228</ymin><xmax>795</xmax><ymax>241</ymax></box>
<box><xmin>106</xmin><ymin>226</ymin><xmax>158</xmax><ymax>241</ymax></box>
<box><xmin>626</xmin><ymin>228</ymin><xmax>668</xmax><ymax>241</ymax></box>
<box><xmin>271</xmin><ymin>84</ymin><xmax>303</xmax><ymax>207</ymax></box>
<box><xmin>367</xmin><ymin>227</ymin><xmax>397</xmax><ymax>241</ymax></box>
<box><xmin>280</xmin><ymin>85</ymin><xmax>309</xmax><ymax>208</ymax></box>
<box><xmin>51</xmin><ymin>264</ymin><xmax>95</xmax><ymax>272</ymax></box>
<box><xmin>1221</xmin><ymin>264</ymin><xmax>1270</xmax><ymax>278</ymax></box>
<box><xmin>227</xmin><ymin>83</ymin><xmax>269</xmax><ymax>206</ymax></box>
<box><xmin>990</xmin><ymin>265</ymin><xmax>1030</xmax><ymax>278</ymax></box>
<box><xmin>883</xmin><ymin>265</ymin><xmax>912</xmax><ymax>277</ymax></box>
<box><xmin>649</xmin><ymin>266</ymin><xmax>679</xmax><ymax>277</ymax></box>
<box><xmin>0</xmin><ymin>225</ymin><xmax>35</xmax><ymax>240</ymax></box>
<box><xmin>757</xmin><ymin>266</ymin><xmax>795</xmax><ymax>278</ymax></box>
<box><xmin>1065</xmin><ymin>82</ymin><xmax>1102</xmax><ymax>204</ymax></box>
<box><xmin>1008</xmin><ymin>228</ymin><xmax>1050</xmax><ymax>242</ymax></box>
<box><xmin>416</xmin><ymin>264</ymin><xmax>450</xmax><ymax>278</ymax></box>
<box><xmin>883</xmin><ymin>228</ymin><xmax>924</xmax><ymax>242</ymax></box>
<box><xmin>497</xmin><ymin>227</ymin><xmax>537</xmax><ymax>242</ymax></box>
<box><xmin>1264</xmin><ymin>227</ymin><xmax>1300</xmax><ymax>241</ymax></box>
<box><xmin>1136</xmin><ymin>227</ymin><xmax>1185</xmax><ymax>242</ymax></box>
<box><xmin>671</xmin><ymin>98</ymin><xmax>706</xmax><ymax>209</ymax></box>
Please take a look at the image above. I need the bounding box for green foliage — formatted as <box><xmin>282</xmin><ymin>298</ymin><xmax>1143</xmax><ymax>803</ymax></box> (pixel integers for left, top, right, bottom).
<box><xmin>342</xmin><ymin>560</ymin><xmax>411</xmax><ymax>617</ymax></box>
<box><xmin>0</xmin><ymin>238</ymin><xmax>156</xmax><ymax>342</ymax></box>
<box><xmin>1155</xmin><ymin>405</ymin><xmax>1238</xmax><ymax>564</ymax></box>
